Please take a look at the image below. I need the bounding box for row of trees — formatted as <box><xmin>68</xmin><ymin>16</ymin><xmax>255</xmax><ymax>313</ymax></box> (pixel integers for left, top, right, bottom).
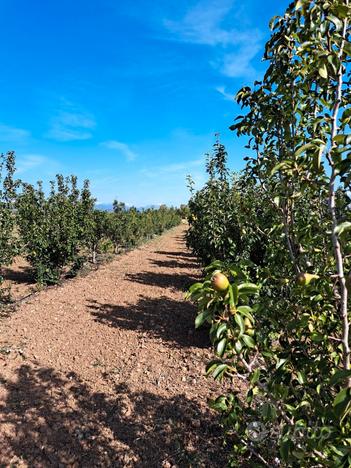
<box><xmin>187</xmin><ymin>0</ymin><xmax>351</xmax><ymax>466</ymax></box>
<box><xmin>0</xmin><ymin>151</ymin><xmax>181</xmax><ymax>288</ymax></box>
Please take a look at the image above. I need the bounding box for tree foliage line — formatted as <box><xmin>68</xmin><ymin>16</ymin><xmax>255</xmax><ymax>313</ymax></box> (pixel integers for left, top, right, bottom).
<box><xmin>0</xmin><ymin>151</ymin><xmax>181</xmax><ymax>288</ymax></box>
<box><xmin>187</xmin><ymin>0</ymin><xmax>351</xmax><ymax>466</ymax></box>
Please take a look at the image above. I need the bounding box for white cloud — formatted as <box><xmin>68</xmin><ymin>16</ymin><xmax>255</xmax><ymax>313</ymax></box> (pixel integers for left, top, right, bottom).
<box><xmin>16</xmin><ymin>154</ymin><xmax>60</xmax><ymax>175</ymax></box>
<box><xmin>220</xmin><ymin>40</ymin><xmax>262</xmax><ymax>78</ymax></box>
<box><xmin>162</xmin><ymin>159</ymin><xmax>203</xmax><ymax>173</ymax></box>
<box><xmin>164</xmin><ymin>0</ymin><xmax>263</xmax><ymax>78</ymax></box>
<box><xmin>140</xmin><ymin>158</ymin><xmax>203</xmax><ymax>178</ymax></box>
<box><xmin>47</xmin><ymin>109</ymin><xmax>96</xmax><ymax>142</ymax></box>
<box><xmin>216</xmin><ymin>85</ymin><xmax>234</xmax><ymax>101</ymax></box>
<box><xmin>0</xmin><ymin>124</ymin><xmax>30</xmax><ymax>142</ymax></box>
<box><xmin>102</xmin><ymin>140</ymin><xmax>137</xmax><ymax>161</ymax></box>
<box><xmin>164</xmin><ymin>0</ymin><xmax>235</xmax><ymax>46</ymax></box>
<box><xmin>58</xmin><ymin>112</ymin><xmax>95</xmax><ymax>129</ymax></box>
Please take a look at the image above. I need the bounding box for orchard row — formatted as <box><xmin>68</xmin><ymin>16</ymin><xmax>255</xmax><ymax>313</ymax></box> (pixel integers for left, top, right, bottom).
<box><xmin>186</xmin><ymin>1</ymin><xmax>351</xmax><ymax>466</ymax></box>
<box><xmin>0</xmin><ymin>151</ymin><xmax>182</xmax><ymax>288</ymax></box>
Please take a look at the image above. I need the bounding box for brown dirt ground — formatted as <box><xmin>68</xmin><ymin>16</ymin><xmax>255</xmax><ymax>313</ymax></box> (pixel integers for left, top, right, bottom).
<box><xmin>0</xmin><ymin>225</ymin><xmax>232</xmax><ymax>468</ymax></box>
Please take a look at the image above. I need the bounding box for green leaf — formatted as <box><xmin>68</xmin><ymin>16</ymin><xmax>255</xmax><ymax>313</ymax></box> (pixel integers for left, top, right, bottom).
<box><xmin>269</xmin><ymin>15</ymin><xmax>280</xmax><ymax>29</ymax></box>
<box><xmin>216</xmin><ymin>337</ymin><xmax>227</xmax><ymax>357</ymax></box>
<box><xmin>237</xmin><ymin>283</ymin><xmax>260</xmax><ymax>295</ymax></box>
<box><xmin>235</xmin><ymin>313</ymin><xmax>245</xmax><ymax>334</ymax></box>
<box><xmin>204</xmin><ymin>260</ymin><xmax>224</xmax><ymax>272</ymax></box>
<box><xmin>327</xmin><ymin>15</ymin><xmax>343</xmax><ymax>31</ymax></box>
<box><xmin>297</xmin><ymin>400</ymin><xmax>310</xmax><ymax>409</ymax></box>
<box><xmin>212</xmin><ymin>363</ymin><xmax>228</xmax><ymax>380</ymax></box>
<box><xmin>295</xmin><ymin>142</ymin><xmax>316</xmax><ymax>157</ymax></box>
<box><xmin>270</xmin><ymin>161</ymin><xmax>292</xmax><ymax>176</ymax></box>
<box><xmin>276</xmin><ymin>358</ymin><xmax>289</xmax><ymax>370</ymax></box>
<box><xmin>297</xmin><ymin>371</ymin><xmax>307</xmax><ymax>385</ymax></box>
<box><xmin>333</xmin><ymin>134</ymin><xmax>351</xmax><ymax>145</ymax></box>
<box><xmin>250</xmin><ymin>368</ymin><xmax>260</xmax><ymax>384</ymax></box>
<box><xmin>295</xmin><ymin>0</ymin><xmax>307</xmax><ymax>10</ymax></box>
<box><xmin>195</xmin><ymin>310</ymin><xmax>210</xmax><ymax>329</ymax></box>
<box><xmin>314</xmin><ymin>143</ymin><xmax>326</xmax><ymax>171</ymax></box>
<box><xmin>280</xmin><ymin>437</ymin><xmax>292</xmax><ymax>461</ymax></box>
<box><xmin>188</xmin><ymin>282</ymin><xmax>203</xmax><ymax>294</ymax></box>
<box><xmin>228</xmin><ymin>284</ymin><xmax>236</xmax><ymax>308</ymax></box>
<box><xmin>330</xmin><ymin>369</ymin><xmax>351</xmax><ymax>386</ymax></box>
<box><xmin>261</xmin><ymin>402</ymin><xmax>277</xmax><ymax>421</ymax></box>
<box><xmin>237</xmin><ymin>305</ymin><xmax>254</xmax><ymax>322</ymax></box>
<box><xmin>285</xmin><ymin>404</ymin><xmax>297</xmax><ymax>413</ymax></box>
<box><xmin>334</xmin><ymin>222</ymin><xmax>351</xmax><ymax>236</ymax></box>
<box><xmin>333</xmin><ymin>388</ymin><xmax>351</xmax><ymax>421</ymax></box>
<box><xmin>206</xmin><ymin>360</ymin><xmax>221</xmax><ymax>375</ymax></box>
<box><xmin>318</xmin><ymin>64</ymin><xmax>328</xmax><ymax>79</ymax></box>
<box><xmin>216</xmin><ymin>323</ymin><xmax>227</xmax><ymax>340</ymax></box>
<box><xmin>332</xmin><ymin>4</ymin><xmax>351</xmax><ymax>19</ymax></box>
<box><xmin>310</xmin><ymin>332</ymin><xmax>324</xmax><ymax>343</ymax></box>
<box><xmin>209</xmin><ymin>396</ymin><xmax>228</xmax><ymax>412</ymax></box>
<box><xmin>232</xmin><ymin>283</ymin><xmax>239</xmax><ymax>304</ymax></box>
<box><xmin>234</xmin><ymin>340</ymin><xmax>243</xmax><ymax>353</ymax></box>
<box><xmin>242</xmin><ymin>334</ymin><xmax>256</xmax><ymax>348</ymax></box>
<box><xmin>292</xmin><ymin>450</ymin><xmax>305</xmax><ymax>460</ymax></box>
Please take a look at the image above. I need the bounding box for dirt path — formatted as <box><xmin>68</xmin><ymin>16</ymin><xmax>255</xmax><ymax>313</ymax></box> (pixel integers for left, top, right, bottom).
<box><xmin>0</xmin><ymin>225</ymin><xmax>227</xmax><ymax>468</ymax></box>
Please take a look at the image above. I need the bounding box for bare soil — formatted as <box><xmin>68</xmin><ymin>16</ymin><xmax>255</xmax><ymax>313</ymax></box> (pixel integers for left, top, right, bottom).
<box><xmin>0</xmin><ymin>225</ymin><xmax>229</xmax><ymax>468</ymax></box>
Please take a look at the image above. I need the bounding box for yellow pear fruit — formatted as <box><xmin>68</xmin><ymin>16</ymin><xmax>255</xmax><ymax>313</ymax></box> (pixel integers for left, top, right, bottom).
<box><xmin>211</xmin><ymin>272</ymin><xmax>229</xmax><ymax>292</ymax></box>
<box><xmin>296</xmin><ymin>272</ymin><xmax>319</xmax><ymax>286</ymax></box>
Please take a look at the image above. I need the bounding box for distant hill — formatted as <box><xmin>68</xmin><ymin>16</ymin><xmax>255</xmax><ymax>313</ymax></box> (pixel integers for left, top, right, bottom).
<box><xmin>95</xmin><ymin>203</ymin><xmax>162</xmax><ymax>212</ymax></box>
<box><xmin>95</xmin><ymin>203</ymin><xmax>113</xmax><ymax>211</ymax></box>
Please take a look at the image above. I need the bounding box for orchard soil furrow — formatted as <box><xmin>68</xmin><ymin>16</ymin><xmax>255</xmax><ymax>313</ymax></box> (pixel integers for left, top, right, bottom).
<box><xmin>0</xmin><ymin>225</ymin><xmax>229</xmax><ymax>468</ymax></box>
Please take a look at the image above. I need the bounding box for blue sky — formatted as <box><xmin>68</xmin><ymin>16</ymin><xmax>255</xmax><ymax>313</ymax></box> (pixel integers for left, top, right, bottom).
<box><xmin>0</xmin><ymin>0</ymin><xmax>284</xmax><ymax>206</ymax></box>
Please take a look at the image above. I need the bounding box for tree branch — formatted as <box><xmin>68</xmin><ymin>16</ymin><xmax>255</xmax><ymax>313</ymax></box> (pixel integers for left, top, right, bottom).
<box><xmin>325</xmin><ymin>9</ymin><xmax>350</xmax><ymax>387</ymax></box>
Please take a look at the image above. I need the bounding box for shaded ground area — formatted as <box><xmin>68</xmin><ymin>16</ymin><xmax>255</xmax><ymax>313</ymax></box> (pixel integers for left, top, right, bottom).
<box><xmin>2</xmin><ymin>257</ymin><xmax>36</xmax><ymax>302</ymax></box>
<box><xmin>0</xmin><ymin>366</ymin><xmax>223</xmax><ymax>467</ymax></box>
<box><xmin>88</xmin><ymin>296</ymin><xmax>208</xmax><ymax>349</ymax></box>
<box><xmin>0</xmin><ymin>225</ymin><xmax>230</xmax><ymax>467</ymax></box>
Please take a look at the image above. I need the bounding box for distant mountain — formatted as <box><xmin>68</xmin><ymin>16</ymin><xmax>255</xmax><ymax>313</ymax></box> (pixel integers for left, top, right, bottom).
<box><xmin>95</xmin><ymin>203</ymin><xmax>162</xmax><ymax>212</ymax></box>
<box><xmin>95</xmin><ymin>203</ymin><xmax>113</xmax><ymax>211</ymax></box>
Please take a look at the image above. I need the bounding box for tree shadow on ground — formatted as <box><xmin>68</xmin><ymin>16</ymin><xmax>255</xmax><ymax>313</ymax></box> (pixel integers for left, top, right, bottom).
<box><xmin>149</xmin><ymin>259</ymin><xmax>199</xmax><ymax>270</ymax></box>
<box><xmin>154</xmin><ymin>251</ymin><xmax>195</xmax><ymax>260</ymax></box>
<box><xmin>125</xmin><ymin>271</ymin><xmax>199</xmax><ymax>291</ymax></box>
<box><xmin>88</xmin><ymin>296</ymin><xmax>209</xmax><ymax>349</ymax></box>
<box><xmin>0</xmin><ymin>365</ymin><xmax>227</xmax><ymax>467</ymax></box>
<box><xmin>2</xmin><ymin>265</ymin><xmax>33</xmax><ymax>285</ymax></box>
